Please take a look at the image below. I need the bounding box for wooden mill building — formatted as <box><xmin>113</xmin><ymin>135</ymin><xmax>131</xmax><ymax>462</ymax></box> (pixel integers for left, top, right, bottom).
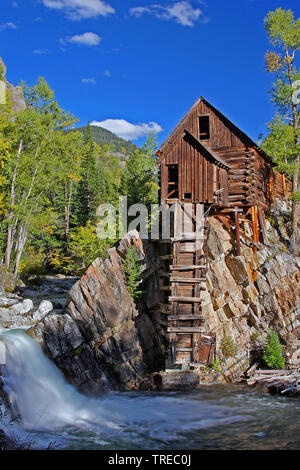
<box><xmin>156</xmin><ymin>96</ymin><xmax>291</xmax><ymax>369</ymax></box>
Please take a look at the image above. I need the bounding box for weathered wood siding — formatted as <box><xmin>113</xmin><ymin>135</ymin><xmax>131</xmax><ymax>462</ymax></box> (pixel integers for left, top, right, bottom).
<box><xmin>161</xmin><ymin>99</ymin><xmax>245</xmax><ymax>157</ymax></box>
<box><xmin>160</xmin><ymin>133</ymin><xmax>228</xmax><ymax>206</ymax></box>
<box><xmin>159</xmin><ymin>97</ymin><xmax>288</xmax><ymax>210</ymax></box>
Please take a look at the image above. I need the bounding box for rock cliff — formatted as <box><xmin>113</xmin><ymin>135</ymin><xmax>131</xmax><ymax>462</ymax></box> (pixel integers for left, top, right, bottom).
<box><xmin>201</xmin><ymin>209</ymin><xmax>300</xmax><ymax>381</ymax></box>
<box><xmin>0</xmin><ymin>58</ymin><xmax>26</xmax><ymax>112</ymax></box>
<box><xmin>27</xmin><ymin>231</ymin><xmax>164</xmax><ymax>394</ymax></box>
<box><xmin>1</xmin><ymin>201</ymin><xmax>299</xmax><ymax>393</ymax></box>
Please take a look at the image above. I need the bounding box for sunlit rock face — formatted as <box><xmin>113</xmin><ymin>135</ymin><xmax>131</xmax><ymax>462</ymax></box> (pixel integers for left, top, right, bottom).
<box><xmin>0</xmin><ymin>57</ymin><xmax>26</xmax><ymax>113</ymax></box>
<box><xmin>203</xmin><ymin>212</ymin><xmax>300</xmax><ymax>382</ymax></box>
<box><xmin>28</xmin><ymin>231</ymin><xmax>164</xmax><ymax>394</ymax></box>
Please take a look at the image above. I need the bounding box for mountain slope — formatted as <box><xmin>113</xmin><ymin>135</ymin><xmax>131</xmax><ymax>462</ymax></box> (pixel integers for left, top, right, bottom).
<box><xmin>70</xmin><ymin>125</ymin><xmax>139</xmax><ymax>157</ymax></box>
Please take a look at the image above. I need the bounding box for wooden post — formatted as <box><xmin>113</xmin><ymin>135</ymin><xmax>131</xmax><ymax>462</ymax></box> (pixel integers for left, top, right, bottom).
<box><xmin>234</xmin><ymin>207</ymin><xmax>241</xmax><ymax>256</ymax></box>
<box><xmin>283</xmin><ymin>174</ymin><xmax>286</xmax><ymax>197</ymax></box>
<box><xmin>257</xmin><ymin>207</ymin><xmax>268</xmax><ymax>245</ymax></box>
<box><xmin>251</xmin><ymin>206</ymin><xmax>257</xmax><ymax>253</ymax></box>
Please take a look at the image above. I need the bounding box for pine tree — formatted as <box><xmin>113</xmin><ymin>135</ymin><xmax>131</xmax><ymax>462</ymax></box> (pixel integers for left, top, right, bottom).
<box><xmin>263</xmin><ymin>328</ymin><xmax>285</xmax><ymax>369</ymax></box>
<box><xmin>121</xmin><ymin>245</ymin><xmax>143</xmax><ymax>299</ymax></box>
<box><xmin>74</xmin><ymin>121</ymin><xmax>100</xmax><ymax>227</ymax></box>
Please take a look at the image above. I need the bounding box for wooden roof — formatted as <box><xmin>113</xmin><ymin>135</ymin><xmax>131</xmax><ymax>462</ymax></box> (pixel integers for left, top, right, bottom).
<box><xmin>183</xmin><ymin>130</ymin><xmax>231</xmax><ymax>170</ymax></box>
<box><xmin>157</xmin><ymin>128</ymin><xmax>231</xmax><ymax>170</ymax></box>
<box><xmin>157</xmin><ymin>97</ymin><xmax>273</xmax><ymax>165</ymax></box>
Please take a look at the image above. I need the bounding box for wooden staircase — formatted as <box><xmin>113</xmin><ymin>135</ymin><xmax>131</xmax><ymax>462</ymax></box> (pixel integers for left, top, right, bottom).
<box><xmin>159</xmin><ymin>202</ymin><xmax>216</xmax><ymax>369</ymax></box>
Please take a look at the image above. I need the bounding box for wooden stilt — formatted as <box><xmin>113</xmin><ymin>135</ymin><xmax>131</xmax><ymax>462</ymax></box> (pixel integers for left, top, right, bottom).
<box><xmin>234</xmin><ymin>206</ymin><xmax>241</xmax><ymax>256</ymax></box>
<box><xmin>257</xmin><ymin>207</ymin><xmax>268</xmax><ymax>245</ymax></box>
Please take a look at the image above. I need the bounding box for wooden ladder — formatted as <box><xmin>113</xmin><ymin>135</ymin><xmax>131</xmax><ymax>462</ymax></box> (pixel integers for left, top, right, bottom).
<box><xmin>159</xmin><ymin>202</ymin><xmax>214</xmax><ymax>368</ymax></box>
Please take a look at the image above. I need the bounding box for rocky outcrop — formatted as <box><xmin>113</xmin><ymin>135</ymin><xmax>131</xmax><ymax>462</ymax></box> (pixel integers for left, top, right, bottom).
<box><xmin>0</xmin><ymin>58</ymin><xmax>26</xmax><ymax>112</ymax></box>
<box><xmin>28</xmin><ymin>231</ymin><xmax>164</xmax><ymax>394</ymax></box>
<box><xmin>200</xmin><ymin>211</ymin><xmax>300</xmax><ymax>382</ymax></box>
<box><xmin>0</xmin><ymin>297</ymin><xmax>53</xmax><ymax>329</ymax></box>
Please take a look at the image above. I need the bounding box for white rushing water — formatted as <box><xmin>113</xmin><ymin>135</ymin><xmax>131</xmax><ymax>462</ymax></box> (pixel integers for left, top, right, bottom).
<box><xmin>1</xmin><ymin>328</ymin><xmax>299</xmax><ymax>450</ymax></box>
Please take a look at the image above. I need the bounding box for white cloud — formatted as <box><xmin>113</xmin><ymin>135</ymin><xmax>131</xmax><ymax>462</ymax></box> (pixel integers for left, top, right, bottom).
<box><xmin>104</xmin><ymin>70</ymin><xmax>111</xmax><ymax>77</ymax></box>
<box><xmin>42</xmin><ymin>0</ymin><xmax>115</xmax><ymax>20</ymax></box>
<box><xmin>66</xmin><ymin>32</ymin><xmax>102</xmax><ymax>46</ymax></box>
<box><xmin>81</xmin><ymin>77</ymin><xmax>96</xmax><ymax>84</ymax></box>
<box><xmin>33</xmin><ymin>49</ymin><xmax>47</xmax><ymax>55</ymax></box>
<box><xmin>130</xmin><ymin>7</ymin><xmax>152</xmax><ymax>17</ymax></box>
<box><xmin>0</xmin><ymin>22</ymin><xmax>18</xmax><ymax>31</ymax></box>
<box><xmin>91</xmin><ymin>119</ymin><xmax>163</xmax><ymax>141</ymax></box>
<box><xmin>130</xmin><ymin>1</ymin><xmax>206</xmax><ymax>27</ymax></box>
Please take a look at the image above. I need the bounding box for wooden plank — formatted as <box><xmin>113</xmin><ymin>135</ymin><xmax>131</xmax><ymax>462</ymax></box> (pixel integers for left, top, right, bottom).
<box><xmin>169</xmin><ymin>315</ymin><xmax>203</xmax><ymax>320</ymax></box>
<box><xmin>168</xmin><ymin>327</ymin><xmax>204</xmax><ymax>333</ymax></box>
<box><xmin>171</xmin><ymin>235</ymin><xmax>206</xmax><ymax>242</ymax></box>
<box><xmin>170</xmin><ymin>265</ymin><xmax>207</xmax><ymax>271</ymax></box>
<box><xmin>159</xmin><ymin>272</ymin><xmax>170</xmax><ymax>278</ymax></box>
<box><xmin>159</xmin><ymin>255</ymin><xmax>173</xmax><ymax>261</ymax></box>
<box><xmin>170</xmin><ymin>277</ymin><xmax>206</xmax><ymax>283</ymax></box>
<box><xmin>257</xmin><ymin>207</ymin><xmax>268</xmax><ymax>245</ymax></box>
<box><xmin>169</xmin><ymin>296</ymin><xmax>202</xmax><ymax>303</ymax></box>
<box><xmin>234</xmin><ymin>206</ymin><xmax>241</xmax><ymax>256</ymax></box>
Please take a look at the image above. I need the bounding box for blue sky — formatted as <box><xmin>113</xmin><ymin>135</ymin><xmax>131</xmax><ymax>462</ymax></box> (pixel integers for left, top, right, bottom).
<box><xmin>0</xmin><ymin>0</ymin><xmax>299</xmax><ymax>147</ymax></box>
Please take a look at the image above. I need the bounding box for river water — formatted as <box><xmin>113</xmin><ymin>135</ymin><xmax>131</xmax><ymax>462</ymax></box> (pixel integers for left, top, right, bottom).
<box><xmin>1</xmin><ymin>328</ymin><xmax>300</xmax><ymax>450</ymax></box>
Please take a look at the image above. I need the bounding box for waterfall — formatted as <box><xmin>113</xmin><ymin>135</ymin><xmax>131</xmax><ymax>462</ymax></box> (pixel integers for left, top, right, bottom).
<box><xmin>0</xmin><ymin>328</ymin><xmax>252</xmax><ymax>449</ymax></box>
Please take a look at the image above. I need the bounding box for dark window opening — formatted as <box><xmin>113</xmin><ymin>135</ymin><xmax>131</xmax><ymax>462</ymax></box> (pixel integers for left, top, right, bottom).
<box><xmin>199</xmin><ymin>115</ymin><xmax>210</xmax><ymax>140</ymax></box>
<box><xmin>184</xmin><ymin>193</ymin><xmax>192</xmax><ymax>200</ymax></box>
<box><xmin>167</xmin><ymin>164</ymin><xmax>178</xmax><ymax>199</ymax></box>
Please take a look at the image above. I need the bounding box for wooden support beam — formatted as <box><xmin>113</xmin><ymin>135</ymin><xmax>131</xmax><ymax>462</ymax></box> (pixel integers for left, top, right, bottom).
<box><xmin>168</xmin><ymin>315</ymin><xmax>204</xmax><ymax>320</ymax></box>
<box><xmin>170</xmin><ymin>277</ymin><xmax>206</xmax><ymax>283</ymax></box>
<box><xmin>171</xmin><ymin>235</ymin><xmax>206</xmax><ymax>242</ymax></box>
<box><xmin>168</xmin><ymin>327</ymin><xmax>204</xmax><ymax>333</ymax></box>
<box><xmin>170</xmin><ymin>265</ymin><xmax>207</xmax><ymax>271</ymax></box>
<box><xmin>234</xmin><ymin>206</ymin><xmax>241</xmax><ymax>256</ymax></box>
<box><xmin>169</xmin><ymin>296</ymin><xmax>202</xmax><ymax>303</ymax></box>
<box><xmin>159</xmin><ymin>255</ymin><xmax>172</xmax><ymax>260</ymax></box>
<box><xmin>176</xmin><ymin>348</ymin><xmax>193</xmax><ymax>352</ymax></box>
<box><xmin>257</xmin><ymin>207</ymin><xmax>268</xmax><ymax>245</ymax></box>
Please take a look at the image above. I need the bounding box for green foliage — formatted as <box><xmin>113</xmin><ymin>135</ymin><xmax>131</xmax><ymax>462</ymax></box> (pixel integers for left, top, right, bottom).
<box><xmin>18</xmin><ymin>246</ymin><xmax>47</xmax><ymax>278</ymax></box>
<box><xmin>264</xmin><ymin>8</ymin><xmax>300</xmax><ymax>51</ymax></box>
<box><xmin>121</xmin><ymin>245</ymin><xmax>143</xmax><ymax>300</ymax></box>
<box><xmin>261</xmin><ymin>114</ymin><xmax>297</xmax><ymax>177</ymax></box>
<box><xmin>68</xmin><ymin>124</ymin><xmax>138</xmax><ymax>157</ymax></box>
<box><xmin>74</xmin><ymin>121</ymin><xmax>101</xmax><ymax>226</ymax></box>
<box><xmin>0</xmin><ymin>72</ymin><xmax>160</xmax><ymax>277</ymax></box>
<box><xmin>120</xmin><ymin>134</ymin><xmax>159</xmax><ymax>209</ymax></box>
<box><xmin>212</xmin><ymin>358</ymin><xmax>222</xmax><ymax>373</ymax></box>
<box><xmin>48</xmin><ymin>221</ymin><xmax>111</xmax><ymax>275</ymax></box>
<box><xmin>220</xmin><ymin>336</ymin><xmax>237</xmax><ymax>359</ymax></box>
<box><xmin>68</xmin><ymin>222</ymin><xmax>110</xmax><ymax>270</ymax></box>
<box><xmin>263</xmin><ymin>328</ymin><xmax>285</xmax><ymax>369</ymax></box>
<box><xmin>262</xmin><ymin>8</ymin><xmax>300</xmax><ymax>193</ymax></box>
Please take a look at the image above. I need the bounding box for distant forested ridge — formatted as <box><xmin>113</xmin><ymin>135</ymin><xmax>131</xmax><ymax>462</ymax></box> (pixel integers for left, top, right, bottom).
<box><xmin>67</xmin><ymin>125</ymin><xmax>139</xmax><ymax>160</ymax></box>
<box><xmin>0</xmin><ymin>65</ymin><xmax>158</xmax><ymax>278</ymax></box>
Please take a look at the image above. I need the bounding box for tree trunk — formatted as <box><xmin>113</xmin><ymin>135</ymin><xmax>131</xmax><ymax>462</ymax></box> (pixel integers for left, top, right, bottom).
<box><xmin>290</xmin><ymin>154</ymin><xmax>299</xmax><ymax>252</ymax></box>
<box><xmin>65</xmin><ymin>180</ymin><xmax>73</xmax><ymax>239</ymax></box>
<box><xmin>5</xmin><ymin>138</ymin><xmax>23</xmax><ymax>269</ymax></box>
<box><xmin>14</xmin><ymin>226</ymin><xmax>27</xmax><ymax>276</ymax></box>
